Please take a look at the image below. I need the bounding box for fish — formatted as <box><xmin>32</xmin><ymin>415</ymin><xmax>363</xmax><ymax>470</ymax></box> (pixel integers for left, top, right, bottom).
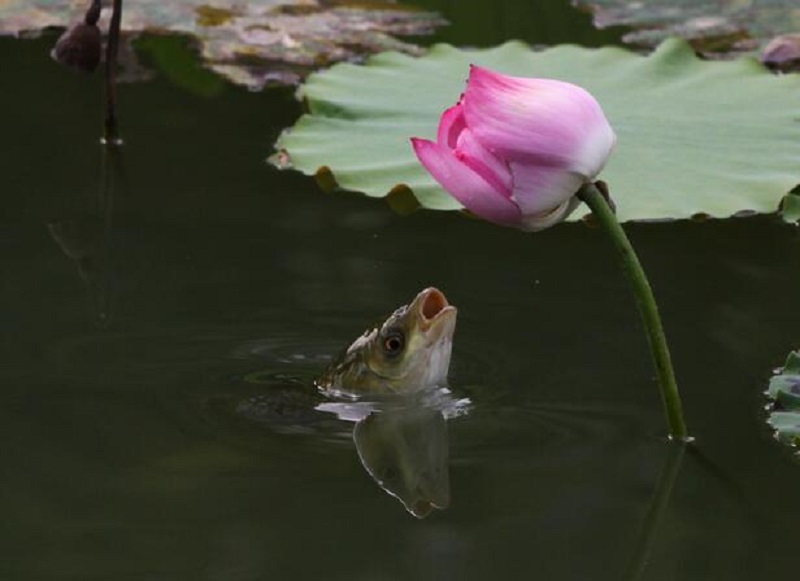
<box><xmin>316</xmin><ymin>287</ymin><xmax>457</xmax><ymax>395</ymax></box>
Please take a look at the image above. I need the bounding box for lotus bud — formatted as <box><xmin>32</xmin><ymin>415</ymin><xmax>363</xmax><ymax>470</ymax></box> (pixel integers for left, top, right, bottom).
<box><xmin>411</xmin><ymin>66</ymin><xmax>616</xmax><ymax>231</ymax></box>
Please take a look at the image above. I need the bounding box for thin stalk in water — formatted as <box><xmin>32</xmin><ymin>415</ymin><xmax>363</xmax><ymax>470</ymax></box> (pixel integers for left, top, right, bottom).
<box><xmin>103</xmin><ymin>0</ymin><xmax>123</xmax><ymax>145</ymax></box>
<box><xmin>577</xmin><ymin>181</ymin><xmax>689</xmax><ymax>441</ymax></box>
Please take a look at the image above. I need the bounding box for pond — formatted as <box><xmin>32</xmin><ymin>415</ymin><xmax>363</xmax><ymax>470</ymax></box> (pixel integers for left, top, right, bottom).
<box><xmin>2</xmin><ymin>1</ymin><xmax>800</xmax><ymax>579</ymax></box>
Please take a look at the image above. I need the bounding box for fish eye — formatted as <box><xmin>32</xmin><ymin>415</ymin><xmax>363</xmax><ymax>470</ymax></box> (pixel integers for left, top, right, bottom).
<box><xmin>382</xmin><ymin>330</ymin><xmax>405</xmax><ymax>358</ymax></box>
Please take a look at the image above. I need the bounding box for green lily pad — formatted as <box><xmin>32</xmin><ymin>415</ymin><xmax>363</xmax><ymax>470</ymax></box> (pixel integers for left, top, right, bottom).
<box><xmin>765</xmin><ymin>351</ymin><xmax>800</xmax><ymax>448</ymax></box>
<box><xmin>574</xmin><ymin>0</ymin><xmax>800</xmax><ymax>55</ymax></box>
<box><xmin>273</xmin><ymin>38</ymin><xmax>800</xmax><ymax>222</ymax></box>
<box><xmin>768</xmin><ymin>413</ymin><xmax>800</xmax><ymax>447</ymax></box>
<box><xmin>768</xmin><ymin>352</ymin><xmax>800</xmax><ymax>410</ymax></box>
<box><xmin>0</xmin><ymin>0</ymin><xmax>445</xmax><ymax>88</ymax></box>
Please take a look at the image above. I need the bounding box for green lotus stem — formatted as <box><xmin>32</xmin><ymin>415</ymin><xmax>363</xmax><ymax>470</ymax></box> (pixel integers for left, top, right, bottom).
<box><xmin>577</xmin><ymin>182</ymin><xmax>689</xmax><ymax>441</ymax></box>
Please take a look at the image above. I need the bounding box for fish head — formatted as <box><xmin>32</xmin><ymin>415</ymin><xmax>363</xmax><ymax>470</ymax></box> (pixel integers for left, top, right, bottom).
<box><xmin>318</xmin><ymin>287</ymin><xmax>457</xmax><ymax>394</ymax></box>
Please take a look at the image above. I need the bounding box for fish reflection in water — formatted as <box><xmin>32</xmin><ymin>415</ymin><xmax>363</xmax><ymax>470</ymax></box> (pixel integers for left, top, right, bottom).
<box><xmin>318</xmin><ymin>389</ymin><xmax>469</xmax><ymax>518</ymax></box>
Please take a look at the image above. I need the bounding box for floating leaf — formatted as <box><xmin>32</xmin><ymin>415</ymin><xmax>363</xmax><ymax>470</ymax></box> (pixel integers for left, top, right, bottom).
<box><xmin>766</xmin><ymin>351</ymin><xmax>800</xmax><ymax>448</ymax></box>
<box><xmin>273</xmin><ymin>39</ymin><xmax>800</xmax><ymax>222</ymax></box>
<box><xmin>768</xmin><ymin>412</ymin><xmax>800</xmax><ymax>447</ymax></box>
<box><xmin>0</xmin><ymin>0</ymin><xmax>446</xmax><ymax>89</ymax></box>
<box><xmin>573</xmin><ymin>0</ymin><xmax>800</xmax><ymax>55</ymax></box>
<box><xmin>768</xmin><ymin>352</ymin><xmax>800</xmax><ymax>409</ymax></box>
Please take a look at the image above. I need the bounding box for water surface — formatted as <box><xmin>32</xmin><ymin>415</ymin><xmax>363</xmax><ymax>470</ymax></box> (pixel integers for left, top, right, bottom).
<box><xmin>1</xmin><ymin>3</ymin><xmax>799</xmax><ymax>579</ymax></box>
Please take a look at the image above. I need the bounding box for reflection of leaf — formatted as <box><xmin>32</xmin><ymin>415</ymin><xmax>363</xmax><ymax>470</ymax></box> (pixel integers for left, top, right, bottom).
<box><xmin>135</xmin><ymin>35</ymin><xmax>225</xmax><ymax>98</ymax></box>
<box><xmin>0</xmin><ymin>0</ymin><xmax>446</xmax><ymax>88</ymax></box>
<box><xmin>573</xmin><ymin>0</ymin><xmax>800</xmax><ymax>54</ymax></box>
<box><xmin>273</xmin><ymin>38</ymin><xmax>800</xmax><ymax>222</ymax></box>
<box><xmin>765</xmin><ymin>351</ymin><xmax>800</xmax><ymax>448</ymax></box>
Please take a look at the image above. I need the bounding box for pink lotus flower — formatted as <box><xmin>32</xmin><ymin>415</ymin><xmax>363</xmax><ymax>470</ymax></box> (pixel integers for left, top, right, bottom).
<box><xmin>411</xmin><ymin>66</ymin><xmax>616</xmax><ymax>231</ymax></box>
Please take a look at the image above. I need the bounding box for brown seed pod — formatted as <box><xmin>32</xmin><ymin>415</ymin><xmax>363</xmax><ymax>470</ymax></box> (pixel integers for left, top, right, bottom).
<box><xmin>50</xmin><ymin>22</ymin><xmax>102</xmax><ymax>73</ymax></box>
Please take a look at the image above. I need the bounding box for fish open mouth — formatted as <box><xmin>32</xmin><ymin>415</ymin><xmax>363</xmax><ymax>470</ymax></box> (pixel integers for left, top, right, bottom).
<box><xmin>415</xmin><ymin>287</ymin><xmax>457</xmax><ymax>332</ymax></box>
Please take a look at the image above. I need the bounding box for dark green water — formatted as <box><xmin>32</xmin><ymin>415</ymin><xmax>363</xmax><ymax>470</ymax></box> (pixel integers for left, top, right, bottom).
<box><xmin>2</xmin><ymin>2</ymin><xmax>800</xmax><ymax>579</ymax></box>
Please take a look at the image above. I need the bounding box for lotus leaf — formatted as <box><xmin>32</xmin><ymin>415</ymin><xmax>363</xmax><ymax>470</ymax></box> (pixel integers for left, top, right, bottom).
<box><xmin>573</xmin><ymin>0</ymin><xmax>800</xmax><ymax>54</ymax></box>
<box><xmin>766</xmin><ymin>351</ymin><xmax>800</xmax><ymax>448</ymax></box>
<box><xmin>274</xmin><ymin>38</ymin><xmax>800</xmax><ymax>222</ymax></box>
<box><xmin>768</xmin><ymin>412</ymin><xmax>800</xmax><ymax>447</ymax></box>
<box><xmin>0</xmin><ymin>0</ymin><xmax>445</xmax><ymax>88</ymax></box>
<box><xmin>768</xmin><ymin>352</ymin><xmax>800</xmax><ymax>409</ymax></box>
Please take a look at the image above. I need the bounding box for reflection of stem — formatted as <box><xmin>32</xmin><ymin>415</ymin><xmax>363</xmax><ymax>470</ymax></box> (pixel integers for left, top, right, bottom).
<box><xmin>577</xmin><ymin>182</ymin><xmax>689</xmax><ymax>441</ymax></box>
<box><xmin>686</xmin><ymin>447</ymin><xmax>766</xmax><ymax>574</ymax></box>
<box><xmin>622</xmin><ymin>442</ymin><xmax>686</xmax><ymax>581</ymax></box>
<box><xmin>103</xmin><ymin>0</ymin><xmax>123</xmax><ymax>144</ymax></box>
<box><xmin>48</xmin><ymin>141</ymin><xmax>122</xmax><ymax>326</ymax></box>
<box><xmin>93</xmin><ymin>144</ymin><xmax>122</xmax><ymax>327</ymax></box>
